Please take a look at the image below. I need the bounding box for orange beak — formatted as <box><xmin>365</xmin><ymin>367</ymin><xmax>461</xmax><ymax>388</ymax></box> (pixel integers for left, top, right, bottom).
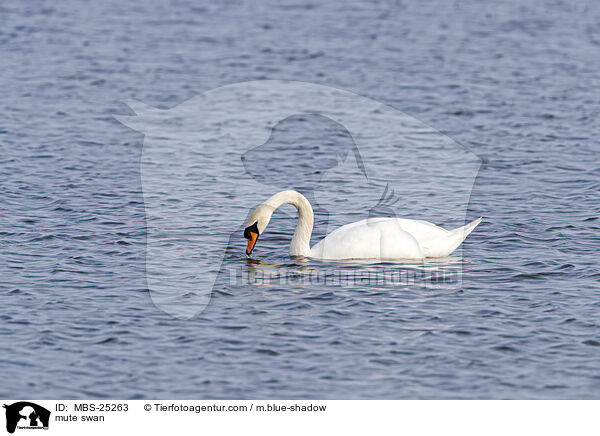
<box><xmin>246</xmin><ymin>231</ymin><xmax>259</xmax><ymax>256</ymax></box>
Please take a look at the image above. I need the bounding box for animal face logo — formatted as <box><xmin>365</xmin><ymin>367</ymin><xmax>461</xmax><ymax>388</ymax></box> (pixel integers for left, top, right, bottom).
<box><xmin>3</xmin><ymin>402</ymin><xmax>50</xmax><ymax>434</ymax></box>
<box><xmin>116</xmin><ymin>80</ymin><xmax>481</xmax><ymax>319</ymax></box>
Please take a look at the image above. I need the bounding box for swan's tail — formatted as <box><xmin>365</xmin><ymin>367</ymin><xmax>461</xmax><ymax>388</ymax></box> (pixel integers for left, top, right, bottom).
<box><xmin>421</xmin><ymin>217</ymin><xmax>482</xmax><ymax>257</ymax></box>
<box><xmin>454</xmin><ymin>217</ymin><xmax>482</xmax><ymax>240</ymax></box>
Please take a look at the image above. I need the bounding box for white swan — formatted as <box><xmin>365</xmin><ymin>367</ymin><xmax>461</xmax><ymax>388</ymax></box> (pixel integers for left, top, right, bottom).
<box><xmin>244</xmin><ymin>190</ymin><xmax>482</xmax><ymax>260</ymax></box>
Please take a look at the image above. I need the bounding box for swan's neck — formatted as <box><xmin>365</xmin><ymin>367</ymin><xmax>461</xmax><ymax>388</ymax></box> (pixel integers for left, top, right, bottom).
<box><xmin>264</xmin><ymin>190</ymin><xmax>314</xmax><ymax>257</ymax></box>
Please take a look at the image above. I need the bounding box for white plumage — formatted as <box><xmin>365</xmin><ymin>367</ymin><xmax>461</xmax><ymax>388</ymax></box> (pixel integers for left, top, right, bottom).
<box><xmin>245</xmin><ymin>190</ymin><xmax>481</xmax><ymax>260</ymax></box>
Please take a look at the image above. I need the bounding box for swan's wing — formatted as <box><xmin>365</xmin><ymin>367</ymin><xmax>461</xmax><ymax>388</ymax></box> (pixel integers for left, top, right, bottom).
<box><xmin>393</xmin><ymin>218</ymin><xmax>449</xmax><ymax>243</ymax></box>
<box><xmin>311</xmin><ymin>218</ymin><xmax>423</xmax><ymax>260</ymax></box>
<box><xmin>313</xmin><ymin>216</ymin><xmax>481</xmax><ymax>259</ymax></box>
<box><xmin>325</xmin><ymin>217</ymin><xmax>448</xmax><ymax>243</ymax></box>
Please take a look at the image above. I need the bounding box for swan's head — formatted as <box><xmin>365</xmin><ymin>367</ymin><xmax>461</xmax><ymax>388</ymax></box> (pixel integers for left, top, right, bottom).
<box><xmin>244</xmin><ymin>204</ymin><xmax>274</xmax><ymax>256</ymax></box>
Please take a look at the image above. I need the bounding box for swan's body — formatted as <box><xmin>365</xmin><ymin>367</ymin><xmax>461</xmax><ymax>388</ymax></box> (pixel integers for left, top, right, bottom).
<box><xmin>244</xmin><ymin>190</ymin><xmax>481</xmax><ymax>260</ymax></box>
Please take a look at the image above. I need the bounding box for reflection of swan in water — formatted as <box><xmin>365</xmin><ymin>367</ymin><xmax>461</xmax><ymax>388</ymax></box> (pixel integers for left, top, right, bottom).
<box><xmin>244</xmin><ymin>190</ymin><xmax>482</xmax><ymax>260</ymax></box>
<box><xmin>243</xmin><ymin>257</ymin><xmax>315</xmax><ymax>289</ymax></box>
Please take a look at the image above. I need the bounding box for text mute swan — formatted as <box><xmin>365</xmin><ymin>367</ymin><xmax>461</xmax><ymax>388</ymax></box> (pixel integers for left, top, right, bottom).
<box><xmin>244</xmin><ymin>190</ymin><xmax>481</xmax><ymax>260</ymax></box>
